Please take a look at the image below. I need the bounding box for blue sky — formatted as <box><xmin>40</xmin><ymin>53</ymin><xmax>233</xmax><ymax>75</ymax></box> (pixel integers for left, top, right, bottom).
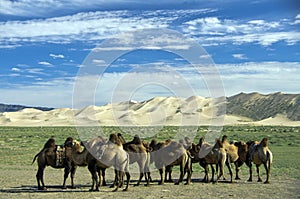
<box><xmin>0</xmin><ymin>0</ymin><xmax>299</xmax><ymax>108</ymax></box>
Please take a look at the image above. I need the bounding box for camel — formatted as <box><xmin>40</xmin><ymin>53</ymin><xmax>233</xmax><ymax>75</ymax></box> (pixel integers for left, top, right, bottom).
<box><xmin>221</xmin><ymin>135</ymin><xmax>239</xmax><ymax>182</ymax></box>
<box><xmin>162</xmin><ymin>137</ymin><xmax>193</xmax><ymax>183</ymax></box>
<box><xmin>246</xmin><ymin>137</ymin><xmax>273</xmax><ymax>183</ymax></box>
<box><xmin>150</xmin><ymin>139</ymin><xmax>192</xmax><ymax>185</ymax></box>
<box><xmin>32</xmin><ymin>137</ymin><xmax>76</xmax><ymax>190</ymax></box>
<box><xmin>121</xmin><ymin>134</ymin><xmax>151</xmax><ymax>186</ymax></box>
<box><xmin>65</xmin><ymin>139</ymin><xmax>107</xmax><ymax>187</ymax></box>
<box><xmin>232</xmin><ymin>140</ymin><xmax>249</xmax><ymax>179</ymax></box>
<box><xmin>198</xmin><ymin>138</ymin><xmax>232</xmax><ymax>183</ymax></box>
<box><xmin>86</xmin><ymin>133</ymin><xmax>130</xmax><ymax>192</ymax></box>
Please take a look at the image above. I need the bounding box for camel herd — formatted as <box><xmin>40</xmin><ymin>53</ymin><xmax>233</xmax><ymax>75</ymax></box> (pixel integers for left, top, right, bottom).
<box><xmin>32</xmin><ymin>133</ymin><xmax>273</xmax><ymax>191</ymax></box>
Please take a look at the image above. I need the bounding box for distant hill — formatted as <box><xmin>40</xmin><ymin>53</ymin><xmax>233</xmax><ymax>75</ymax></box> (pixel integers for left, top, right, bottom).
<box><xmin>1</xmin><ymin>92</ymin><xmax>299</xmax><ymax>126</ymax></box>
<box><xmin>226</xmin><ymin>92</ymin><xmax>300</xmax><ymax>121</ymax></box>
<box><xmin>0</xmin><ymin>103</ymin><xmax>54</xmax><ymax>112</ymax></box>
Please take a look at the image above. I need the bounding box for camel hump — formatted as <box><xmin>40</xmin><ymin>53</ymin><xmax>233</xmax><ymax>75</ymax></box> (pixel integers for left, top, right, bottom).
<box><xmin>260</xmin><ymin>137</ymin><xmax>268</xmax><ymax>147</ymax></box>
<box><xmin>198</xmin><ymin>137</ymin><xmax>205</xmax><ymax>146</ymax></box>
<box><xmin>43</xmin><ymin>138</ymin><xmax>56</xmax><ymax>149</ymax></box>
<box><xmin>132</xmin><ymin>135</ymin><xmax>142</xmax><ymax>145</ymax></box>
<box><xmin>213</xmin><ymin>139</ymin><xmax>223</xmax><ymax>148</ymax></box>
<box><xmin>222</xmin><ymin>135</ymin><xmax>228</xmax><ymax>143</ymax></box>
<box><xmin>109</xmin><ymin>133</ymin><xmax>122</xmax><ymax>146</ymax></box>
<box><xmin>64</xmin><ymin>137</ymin><xmax>73</xmax><ymax>146</ymax></box>
<box><xmin>117</xmin><ymin>133</ymin><xmax>126</xmax><ymax>144</ymax></box>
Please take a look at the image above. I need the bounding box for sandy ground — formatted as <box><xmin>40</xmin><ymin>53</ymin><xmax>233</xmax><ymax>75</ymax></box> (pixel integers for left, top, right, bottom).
<box><xmin>1</xmin><ymin>164</ymin><xmax>299</xmax><ymax>199</ymax></box>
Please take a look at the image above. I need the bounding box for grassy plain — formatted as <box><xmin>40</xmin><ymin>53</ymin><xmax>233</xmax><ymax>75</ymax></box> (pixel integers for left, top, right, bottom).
<box><xmin>0</xmin><ymin>126</ymin><xmax>299</xmax><ymax>198</ymax></box>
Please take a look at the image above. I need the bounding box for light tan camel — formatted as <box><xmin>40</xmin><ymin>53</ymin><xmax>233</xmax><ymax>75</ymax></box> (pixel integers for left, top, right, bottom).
<box><xmin>246</xmin><ymin>137</ymin><xmax>273</xmax><ymax>183</ymax></box>
<box><xmin>86</xmin><ymin>133</ymin><xmax>130</xmax><ymax>192</ymax></box>
<box><xmin>198</xmin><ymin>138</ymin><xmax>232</xmax><ymax>183</ymax></box>
<box><xmin>221</xmin><ymin>135</ymin><xmax>239</xmax><ymax>182</ymax></box>
<box><xmin>121</xmin><ymin>134</ymin><xmax>151</xmax><ymax>186</ymax></box>
<box><xmin>150</xmin><ymin>139</ymin><xmax>192</xmax><ymax>185</ymax></box>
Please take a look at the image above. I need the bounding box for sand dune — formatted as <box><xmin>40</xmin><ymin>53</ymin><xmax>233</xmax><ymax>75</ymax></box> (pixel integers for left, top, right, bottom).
<box><xmin>0</xmin><ymin>96</ymin><xmax>299</xmax><ymax>126</ymax></box>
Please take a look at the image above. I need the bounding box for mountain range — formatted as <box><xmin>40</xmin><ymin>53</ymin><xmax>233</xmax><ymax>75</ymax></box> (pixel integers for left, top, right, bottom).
<box><xmin>0</xmin><ymin>92</ymin><xmax>299</xmax><ymax>126</ymax></box>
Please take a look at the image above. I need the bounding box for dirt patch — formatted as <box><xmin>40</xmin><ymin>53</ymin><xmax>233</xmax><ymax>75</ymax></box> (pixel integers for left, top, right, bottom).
<box><xmin>0</xmin><ymin>165</ymin><xmax>299</xmax><ymax>199</ymax></box>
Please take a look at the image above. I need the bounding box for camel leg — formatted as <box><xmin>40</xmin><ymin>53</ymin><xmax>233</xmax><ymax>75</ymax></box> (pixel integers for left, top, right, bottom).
<box><xmin>145</xmin><ymin>171</ymin><xmax>151</xmax><ymax>186</ymax></box>
<box><xmin>62</xmin><ymin>166</ymin><xmax>70</xmax><ymax>189</ymax></box>
<box><xmin>135</xmin><ymin>162</ymin><xmax>144</xmax><ymax>186</ymax></box>
<box><xmin>235</xmin><ymin>160</ymin><xmax>243</xmax><ymax>180</ymax></box>
<box><xmin>256</xmin><ymin>165</ymin><xmax>262</xmax><ymax>182</ymax></box>
<box><xmin>101</xmin><ymin>168</ymin><xmax>107</xmax><ymax>186</ymax></box>
<box><xmin>112</xmin><ymin>170</ymin><xmax>119</xmax><ymax>192</ymax></box>
<box><xmin>144</xmin><ymin>163</ymin><xmax>151</xmax><ymax>186</ymax></box>
<box><xmin>217</xmin><ymin>160</ymin><xmax>225</xmax><ymax>183</ymax></box>
<box><xmin>70</xmin><ymin>166</ymin><xmax>77</xmax><ymax>189</ymax></box>
<box><xmin>235</xmin><ymin>162</ymin><xmax>240</xmax><ymax>180</ymax></box>
<box><xmin>123</xmin><ymin>171</ymin><xmax>130</xmax><ymax>191</ymax></box>
<box><xmin>211</xmin><ymin>164</ymin><xmax>216</xmax><ymax>183</ymax></box>
<box><xmin>158</xmin><ymin>168</ymin><xmax>164</xmax><ymax>185</ymax></box>
<box><xmin>165</xmin><ymin>166</ymin><xmax>173</xmax><ymax>182</ymax></box>
<box><xmin>36</xmin><ymin>167</ymin><xmax>46</xmax><ymax>190</ymax></box>
<box><xmin>184</xmin><ymin>158</ymin><xmax>192</xmax><ymax>185</ymax></box>
<box><xmin>136</xmin><ymin>173</ymin><xmax>144</xmax><ymax>186</ymax></box>
<box><xmin>175</xmin><ymin>164</ymin><xmax>184</xmax><ymax>185</ymax></box>
<box><xmin>88</xmin><ymin>163</ymin><xmax>98</xmax><ymax>191</ymax></box>
<box><xmin>204</xmin><ymin>164</ymin><xmax>209</xmax><ymax>183</ymax></box>
<box><xmin>200</xmin><ymin>160</ymin><xmax>208</xmax><ymax>182</ymax></box>
<box><xmin>263</xmin><ymin>162</ymin><xmax>270</xmax><ymax>184</ymax></box>
<box><xmin>226</xmin><ymin>161</ymin><xmax>233</xmax><ymax>183</ymax></box>
<box><xmin>247</xmin><ymin>162</ymin><xmax>253</xmax><ymax>182</ymax></box>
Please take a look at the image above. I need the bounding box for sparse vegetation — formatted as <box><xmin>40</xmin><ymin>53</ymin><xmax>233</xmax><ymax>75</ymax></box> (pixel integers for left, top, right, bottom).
<box><xmin>0</xmin><ymin>126</ymin><xmax>299</xmax><ymax>198</ymax></box>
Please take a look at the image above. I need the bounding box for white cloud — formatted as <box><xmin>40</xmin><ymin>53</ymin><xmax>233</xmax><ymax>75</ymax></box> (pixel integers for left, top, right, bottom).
<box><xmin>11</xmin><ymin>67</ymin><xmax>21</xmax><ymax>72</ymax></box>
<box><xmin>49</xmin><ymin>53</ymin><xmax>64</xmax><ymax>59</ymax></box>
<box><xmin>216</xmin><ymin>62</ymin><xmax>300</xmax><ymax>96</ymax></box>
<box><xmin>26</xmin><ymin>68</ymin><xmax>46</xmax><ymax>75</ymax></box>
<box><xmin>1</xmin><ymin>9</ymin><xmax>299</xmax><ymax>48</ymax></box>
<box><xmin>183</xmin><ymin>16</ymin><xmax>299</xmax><ymax>46</ymax></box>
<box><xmin>92</xmin><ymin>59</ymin><xmax>106</xmax><ymax>66</ymax></box>
<box><xmin>38</xmin><ymin>61</ymin><xmax>52</xmax><ymax>66</ymax></box>
<box><xmin>1</xmin><ymin>61</ymin><xmax>299</xmax><ymax>107</ymax></box>
<box><xmin>232</xmin><ymin>54</ymin><xmax>247</xmax><ymax>60</ymax></box>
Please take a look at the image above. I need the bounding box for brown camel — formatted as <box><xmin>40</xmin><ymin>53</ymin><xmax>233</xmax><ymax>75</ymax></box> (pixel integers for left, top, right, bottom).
<box><xmin>65</xmin><ymin>139</ymin><xmax>107</xmax><ymax>187</ymax></box>
<box><xmin>86</xmin><ymin>133</ymin><xmax>130</xmax><ymax>192</ymax></box>
<box><xmin>121</xmin><ymin>134</ymin><xmax>151</xmax><ymax>186</ymax></box>
<box><xmin>246</xmin><ymin>137</ymin><xmax>273</xmax><ymax>183</ymax></box>
<box><xmin>232</xmin><ymin>140</ymin><xmax>249</xmax><ymax>179</ymax></box>
<box><xmin>150</xmin><ymin>139</ymin><xmax>192</xmax><ymax>185</ymax></box>
<box><xmin>32</xmin><ymin>137</ymin><xmax>75</xmax><ymax>190</ymax></box>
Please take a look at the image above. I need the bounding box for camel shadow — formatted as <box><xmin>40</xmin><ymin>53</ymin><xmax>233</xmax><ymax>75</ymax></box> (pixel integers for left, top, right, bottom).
<box><xmin>0</xmin><ymin>184</ymin><xmax>91</xmax><ymax>193</ymax></box>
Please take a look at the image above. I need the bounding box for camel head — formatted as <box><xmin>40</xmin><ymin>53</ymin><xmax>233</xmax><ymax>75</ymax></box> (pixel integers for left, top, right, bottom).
<box><xmin>142</xmin><ymin>141</ymin><xmax>152</xmax><ymax>152</ymax></box>
<box><xmin>189</xmin><ymin>143</ymin><xmax>200</xmax><ymax>157</ymax></box>
<box><xmin>65</xmin><ymin>139</ymin><xmax>83</xmax><ymax>153</ymax></box>
<box><xmin>72</xmin><ymin>140</ymin><xmax>82</xmax><ymax>152</ymax></box>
